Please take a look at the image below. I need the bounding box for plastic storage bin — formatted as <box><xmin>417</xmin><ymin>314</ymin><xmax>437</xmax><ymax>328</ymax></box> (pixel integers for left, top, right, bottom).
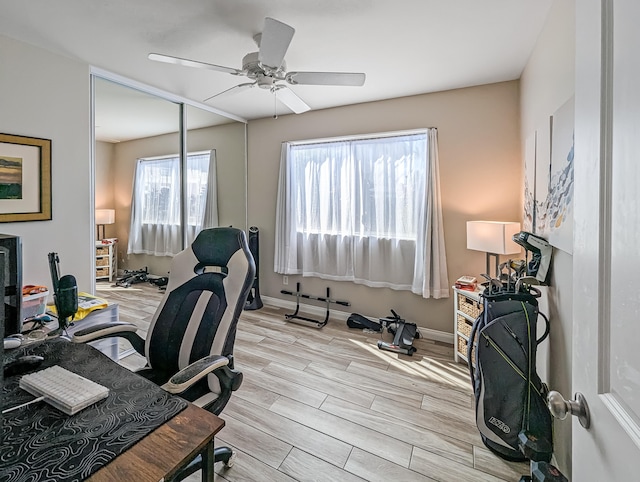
<box><xmin>23</xmin><ymin>290</ymin><xmax>50</xmax><ymax>320</ymax></box>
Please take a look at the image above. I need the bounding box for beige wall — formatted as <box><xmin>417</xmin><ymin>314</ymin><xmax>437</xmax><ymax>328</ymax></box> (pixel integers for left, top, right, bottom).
<box><xmin>111</xmin><ymin>122</ymin><xmax>246</xmax><ymax>276</ymax></box>
<box><xmin>519</xmin><ymin>0</ymin><xmax>575</xmax><ymax>476</ymax></box>
<box><xmin>247</xmin><ymin>81</ymin><xmax>522</xmax><ymax>335</ymax></box>
<box><xmin>95</xmin><ymin>141</ymin><xmax>117</xmax><ymax>239</ymax></box>
<box><xmin>0</xmin><ymin>35</ymin><xmax>93</xmax><ymax>291</ymax></box>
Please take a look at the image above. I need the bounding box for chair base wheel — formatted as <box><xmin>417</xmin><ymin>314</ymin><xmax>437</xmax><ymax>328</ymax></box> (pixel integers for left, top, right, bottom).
<box><xmin>214</xmin><ymin>446</ymin><xmax>235</xmax><ymax>467</ymax></box>
<box><xmin>224</xmin><ymin>451</ymin><xmax>236</xmax><ymax>468</ymax></box>
<box><xmin>168</xmin><ymin>446</ymin><xmax>236</xmax><ymax>481</ymax></box>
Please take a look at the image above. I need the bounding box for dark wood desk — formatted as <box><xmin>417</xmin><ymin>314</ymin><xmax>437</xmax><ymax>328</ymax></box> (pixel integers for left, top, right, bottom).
<box><xmin>2</xmin><ymin>339</ymin><xmax>225</xmax><ymax>482</ymax></box>
<box><xmin>89</xmin><ymin>404</ymin><xmax>224</xmax><ymax>482</ymax></box>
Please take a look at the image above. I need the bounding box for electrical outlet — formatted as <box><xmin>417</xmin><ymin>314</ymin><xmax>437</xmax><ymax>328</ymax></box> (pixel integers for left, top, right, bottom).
<box><xmin>283</xmin><ymin>275</ymin><xmax>288</xmax><ymax>285</ymax></box>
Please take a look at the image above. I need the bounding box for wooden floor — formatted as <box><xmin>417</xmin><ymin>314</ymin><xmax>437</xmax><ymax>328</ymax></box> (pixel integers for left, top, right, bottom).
<box><xmin>96</xmin><ymin>282</ymin><xmax>529</xmax><ymax>482</ymax></box>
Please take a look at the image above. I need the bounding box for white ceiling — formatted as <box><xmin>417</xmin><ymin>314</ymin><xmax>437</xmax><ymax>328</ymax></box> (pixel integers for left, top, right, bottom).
<box><xmin>93</xmin><ymin>77</ymin><xmax>235</xmax><ymax>143</ymax></box>
<box><xmin>0</xmin><ymin>0</ymin><xmax>553</xmax><ymax>140</ymax></box>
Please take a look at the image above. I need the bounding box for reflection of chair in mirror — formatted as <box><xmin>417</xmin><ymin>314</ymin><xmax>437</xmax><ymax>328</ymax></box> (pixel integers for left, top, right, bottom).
<box><xmin>73</xmin><ymin>227</ymin><xmax>255</xmax><ymax>479</ymax></box>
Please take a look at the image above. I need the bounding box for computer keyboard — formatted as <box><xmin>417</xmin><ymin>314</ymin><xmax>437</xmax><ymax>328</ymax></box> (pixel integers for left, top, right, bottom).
<box><xmin>19</xmin><ymin>365</ymin><xmax>109</xmax><ymax>415</ymax></box>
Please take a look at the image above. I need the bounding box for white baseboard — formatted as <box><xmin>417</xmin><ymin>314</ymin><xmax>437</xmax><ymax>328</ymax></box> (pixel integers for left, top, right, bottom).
<box><xmin>261</xmin><ymin>295</ymin><xmax>453</xmax><ymax>345</ymax></box>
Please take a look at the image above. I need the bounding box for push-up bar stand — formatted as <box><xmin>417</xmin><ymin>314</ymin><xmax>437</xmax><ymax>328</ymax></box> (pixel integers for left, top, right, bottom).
<box><xmin>280</xmin><ymin>282</ymin><xmax>350</xmax><ymax>328</ymax></box>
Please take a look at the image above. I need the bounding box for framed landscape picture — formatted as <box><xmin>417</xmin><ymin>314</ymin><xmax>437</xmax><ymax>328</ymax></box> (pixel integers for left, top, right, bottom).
<box><xmin>0</xmin><ymin>133</ymin><xmax>51</xmax><ymax>222</ymax></box>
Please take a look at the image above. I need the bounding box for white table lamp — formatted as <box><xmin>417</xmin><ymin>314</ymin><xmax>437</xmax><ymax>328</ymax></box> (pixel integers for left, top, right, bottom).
<box><xmin>467</xmin><ymin>221</ymin><xmax>521</xmax><ymax>278</ymax></box>
<box><xmin>96</xmin><ymin>209</ymin><xmax>115</xmax><ymax>240</ymax></box>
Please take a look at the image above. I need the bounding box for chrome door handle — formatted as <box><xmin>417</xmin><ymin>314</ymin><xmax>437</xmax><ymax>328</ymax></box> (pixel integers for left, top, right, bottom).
<box><xmin>547</xmin><ymin>390</ymin><xmax>591</xmax><ymax>428</ymax></box>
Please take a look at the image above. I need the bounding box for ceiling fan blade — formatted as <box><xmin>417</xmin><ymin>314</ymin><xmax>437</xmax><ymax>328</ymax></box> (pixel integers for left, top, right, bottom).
<box><xmin>275</xmin><ymin>86</ymin><xmax>310</xmax><ymax>114</ymax></box>
<box><xmin>203</xmin><ymin>82</ymin><xmax>256</xmax><ymax>103</ymax></box>
<box><xmin>258</xmin><ymin>17</ymin><xmax>295</xmax><ymax>70</ymax></box>
<box><xmin>286</xmin><ymin>71</ymin><xmax>366</xmax><ymax>86</ymax></box>
<box><xmin>148</xmin><ymin>53</ymin><xmax>243</xmax><ymax>76</ymax></box>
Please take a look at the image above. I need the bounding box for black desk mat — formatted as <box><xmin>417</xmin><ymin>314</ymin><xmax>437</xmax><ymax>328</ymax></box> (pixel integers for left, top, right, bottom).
<box><xmin>1</xmin><ymin>338</ymin><xmax>188</xmax><ymax>482</ymax></box>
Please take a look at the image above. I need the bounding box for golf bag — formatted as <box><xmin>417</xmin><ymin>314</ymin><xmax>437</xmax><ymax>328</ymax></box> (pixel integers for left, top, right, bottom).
<box><xmin>468</xmin><ymin>288</ymin><xmax>553</xmax><ymax>463</ymax></box>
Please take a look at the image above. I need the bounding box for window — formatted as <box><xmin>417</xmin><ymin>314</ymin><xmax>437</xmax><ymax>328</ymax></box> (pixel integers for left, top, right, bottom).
<box><xmin>128</xmin><ymin>151</ymin><xmax>218</xmax><ymax>256</ymax></box>
<box><xmin>274</xmin><ymin>129</ymin><xmax>449</xmax><ymax>298</ymax></box>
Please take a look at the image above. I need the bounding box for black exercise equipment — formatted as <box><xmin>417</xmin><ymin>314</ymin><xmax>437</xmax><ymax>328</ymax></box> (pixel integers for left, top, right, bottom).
<box><xmin>377</xmin><ymin>310</ymin><xmax>418</xmax><ymax>356</ymax></box>
<box><xmin>148</xmin><ymin>275</ymin><xmax>168</xmax><ymax>290</ymax></box>
<box><xmin>347</xmin><ymin>313</ymin><xmax>382</xmax><ymax>332</ymax></box>
<box><xmin>115</xmin><ymin>266</ymin><xmax>149</xmax><ymax>288</ymax></box>
<box><xmin>245</xmin><ymin>226</ymin><xmax>263</xmax><ymax>310</ymax></box>
<box><xmin>115</xmin><ymin>268</ymin><xmax>167</xmax><ymax>291</ymax></box>
<box><xmin>280</xmin><ymin>282</ymin><xmax>350</xmax><ymax>328</ymax></box>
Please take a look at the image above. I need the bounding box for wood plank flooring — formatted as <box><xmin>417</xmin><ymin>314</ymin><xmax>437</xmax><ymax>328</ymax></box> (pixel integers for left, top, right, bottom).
<box><xmin>96</xmin><ymin>282</ymin><xmax>529</xmax><ymax>481</ymax></box>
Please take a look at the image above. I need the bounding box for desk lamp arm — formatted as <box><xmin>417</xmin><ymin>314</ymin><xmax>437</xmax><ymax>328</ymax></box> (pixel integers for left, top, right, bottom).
<box><xmin>70</xmin><ymin>321</ymin><xmax>145</xmax><ymax>356</ymax></box>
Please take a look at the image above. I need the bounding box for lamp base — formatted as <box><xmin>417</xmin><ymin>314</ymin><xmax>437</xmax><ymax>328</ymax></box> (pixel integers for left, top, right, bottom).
<box><xmin>97</xmin><ymin>224</ymin><xmax>105</xmax><ymax>241</ymax></box>
<box><xmin>486</xmin><ymin>252</ymin><xmax>500</xmax><ymax>280</ymax></box>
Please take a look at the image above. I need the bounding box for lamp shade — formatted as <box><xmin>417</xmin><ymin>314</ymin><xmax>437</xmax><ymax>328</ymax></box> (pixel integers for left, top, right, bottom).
<box><xmin>95</xmin><ymin>209</ymin><xmax>115</xmax><ymax>225</ymax></box>
<box><xmin>466</xmin><ymin>221</ymin><xmax>521</xmax><ymax>255</ymax></box>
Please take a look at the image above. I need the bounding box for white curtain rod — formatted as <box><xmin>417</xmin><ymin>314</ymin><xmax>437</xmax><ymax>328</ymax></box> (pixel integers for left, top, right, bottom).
<box><xmin>286</xmin><ymin>127</ymin><xmax>435</xmax><ymax>146</ymax></box>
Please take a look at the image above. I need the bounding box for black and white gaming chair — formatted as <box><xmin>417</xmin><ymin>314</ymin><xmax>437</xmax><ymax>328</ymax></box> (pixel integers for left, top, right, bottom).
<box><xmin>73</xmin><ymin>227</ymin><xmax>255</xmax><ymax>478</ymax></box>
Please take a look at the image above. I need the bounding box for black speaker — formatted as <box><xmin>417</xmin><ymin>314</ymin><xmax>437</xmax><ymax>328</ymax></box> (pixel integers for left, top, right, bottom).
<box><xmin>0</xmin><ymin>234</ymin><xmax>22</xmax><ymax>338</ymax></box>
<box><xmin>245</xmin><ymin>226</ymin><xmax>263</xmax><ymax>310</ymax></box>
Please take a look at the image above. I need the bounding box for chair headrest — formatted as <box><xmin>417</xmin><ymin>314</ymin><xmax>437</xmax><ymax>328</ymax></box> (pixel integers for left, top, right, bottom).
<box><xmin>191</xmin><ymin>227</ymin><xmax>249</xmax><ymax>268</ymax></box>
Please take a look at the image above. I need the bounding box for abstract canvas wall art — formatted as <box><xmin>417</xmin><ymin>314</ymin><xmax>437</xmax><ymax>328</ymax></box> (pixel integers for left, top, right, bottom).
<box><xmin>547</xmin><ymin>96</ymin><xmax>574</xmax><ymax>254</ymax></box>
<box><xmin>523</xmin><ymin>96</ymin><xmax>574</xmax><ymax>254</ymax></box>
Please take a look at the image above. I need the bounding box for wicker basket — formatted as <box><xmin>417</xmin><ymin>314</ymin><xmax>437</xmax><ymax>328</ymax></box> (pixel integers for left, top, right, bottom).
<box><xmin>458</xmin><ymin>335</ymin><xmax>476</xmax><ymax>365</ymax></box>
<box><xmin>457</xmin><ymin>314</ymin><xmax>473</xmax><ymax>338</ymax></box>
<box><xmin>96</xmin><ymin>257</ymin><xmax>109</xmax><ymax>267</ymax></box>
<box><xmin>96</xmin><ymin>246</ymin><xmax>109</xmax><ymax>256</ymax></box>
<box><xmin>457</xmin><ymin>292</ymin><xmax>483</xmax><ymax>319</ymax></box>
<box><xmin>96</xmin><ymin>267</ymin><xmax>109</xmax><ymax>277</ymax></box>
<box><xmin>457</xmin><ymin>335</ymin><xmax>468</xmax><ymax>358</ymax></box>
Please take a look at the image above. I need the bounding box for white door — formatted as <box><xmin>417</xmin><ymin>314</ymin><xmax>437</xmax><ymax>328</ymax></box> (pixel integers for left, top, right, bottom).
<box><xmin>573</xmin><ymin>0</ymin><xmax>640</xmax><ymax>479</ymax></box>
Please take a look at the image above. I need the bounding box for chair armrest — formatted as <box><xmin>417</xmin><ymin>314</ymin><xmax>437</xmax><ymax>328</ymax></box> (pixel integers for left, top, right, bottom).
<box><xmin>71</xmin><ymin>321</ymin><xmax>137</xmax><ymax>341</ymax></box>
<box><xmin>70</xmin><ymin>321</ymin><xmax>145</xmax><ymax>356</ymax></box>
<box><xmin>161</xmin><ymin>355</ymin><xmax>230</xmax><ymax>394</ymax></box>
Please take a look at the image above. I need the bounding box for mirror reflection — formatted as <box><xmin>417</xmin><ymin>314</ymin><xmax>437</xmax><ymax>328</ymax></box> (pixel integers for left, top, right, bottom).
<box><xmin>93</xmin><ymin>77</ymin><xmax>247</xmax><ymax>281</ymax></box>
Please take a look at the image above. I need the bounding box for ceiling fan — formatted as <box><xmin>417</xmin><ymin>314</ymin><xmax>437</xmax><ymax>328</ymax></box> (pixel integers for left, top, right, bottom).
<box><xmin>149</xmin><ymin>17</ymin><xmax>366</xmax><ymax>114</ymax></box>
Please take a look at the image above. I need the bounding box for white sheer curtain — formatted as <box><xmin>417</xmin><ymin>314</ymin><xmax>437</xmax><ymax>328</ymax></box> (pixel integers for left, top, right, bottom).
<box><xmin>274</xmin><ymin>129</ymin><xmax>449</xmax><ymax>298</ymax></box>
<box><xmin>417</xmin><ymin>129</ymin><xmax>449</xmax><ymax>298</ymax></box>
<box><xmin>128</xmin><ymin>150</ymin><xmax>218</xmax><ymax>257</ymax></box>
<box><xmin>201</xmin><ymin>151</ymin><xmax>219</xmax><ymax>231</ymax></box>
<box><xmin>185</xmin><ymin>151</ymin><xmax>219</xmax><ymax>245</ymax></box>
